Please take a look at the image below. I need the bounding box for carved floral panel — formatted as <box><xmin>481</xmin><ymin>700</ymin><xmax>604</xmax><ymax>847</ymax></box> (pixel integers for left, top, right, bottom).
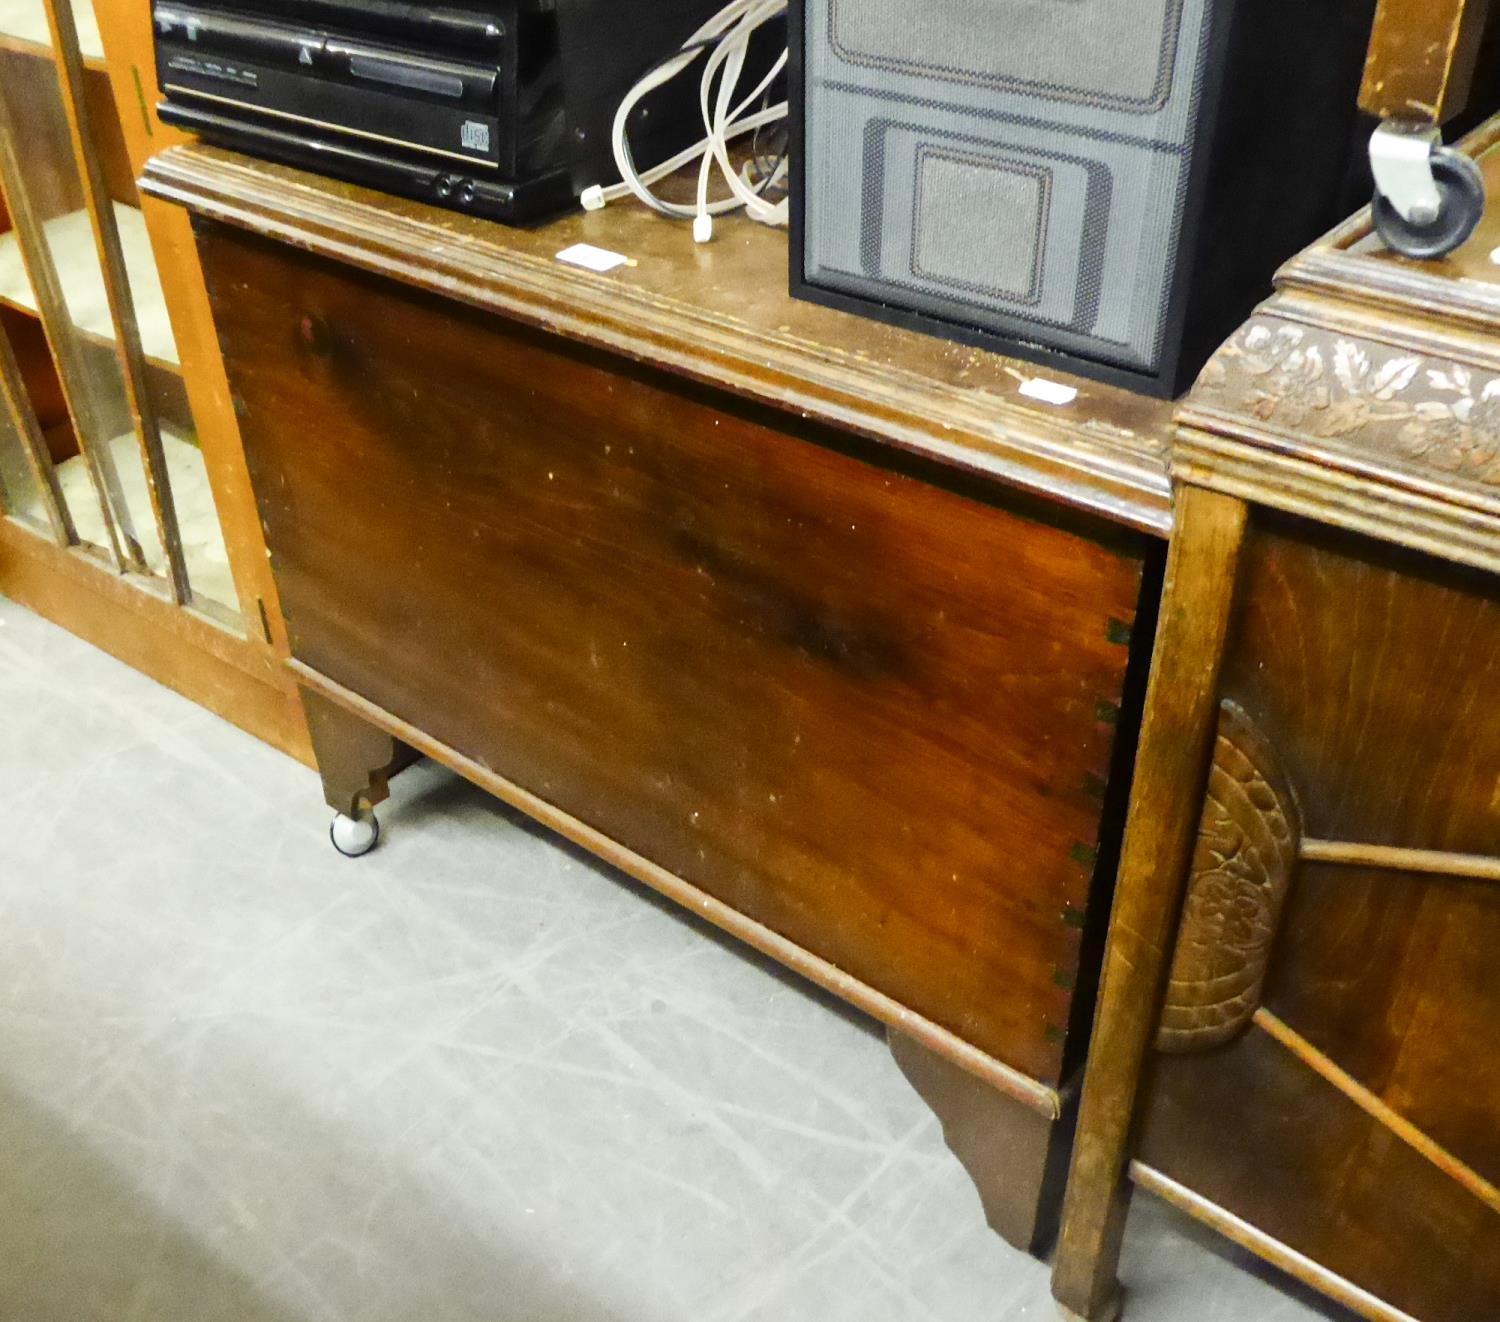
<box><xmin>1195</xmin><ymin>318</ymin><xmax>1500</xmax><ymax>488</ymax></box>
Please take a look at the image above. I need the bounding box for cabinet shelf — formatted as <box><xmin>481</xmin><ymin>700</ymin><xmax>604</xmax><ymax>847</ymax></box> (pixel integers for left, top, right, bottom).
<box><xmin>0</xmin><ymin>200</ymin><xmax>181</xmax><ymax>371</ymax></box>
<box><xmin>0</xmin><ymin>0</ymin><xmax>105</xmax><ymax>65</ymax></box>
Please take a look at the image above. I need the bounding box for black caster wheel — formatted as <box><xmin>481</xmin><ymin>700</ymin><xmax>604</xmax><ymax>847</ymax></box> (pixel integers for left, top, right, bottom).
<box><xmin>330</xmin><ymin>810</ymin><xmax>380</xmax><ymax>857</ymax></box>
<box><xmin>1372</xmin><ymin>147</ymin><xmax>1485</xmax><ymax>260</ymax></box>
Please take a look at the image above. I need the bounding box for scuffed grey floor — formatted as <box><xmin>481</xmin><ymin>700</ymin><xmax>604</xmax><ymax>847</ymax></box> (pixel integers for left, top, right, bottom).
<box><xmin>0</xmin><ymin>595</ymin><xmax>1344</xmax><ymax>1322</ymax></box>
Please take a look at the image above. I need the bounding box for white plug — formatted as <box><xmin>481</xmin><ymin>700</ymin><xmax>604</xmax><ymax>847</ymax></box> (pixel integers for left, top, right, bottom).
<box><xmin>580</xmin><ymin>184</ymin><xmax>607</xmax><ymax>212</ymax></box>
<box><xmin>693</xmin><ymin>213</ymin><xmax>714</xmax><ymax>244</ymax></box>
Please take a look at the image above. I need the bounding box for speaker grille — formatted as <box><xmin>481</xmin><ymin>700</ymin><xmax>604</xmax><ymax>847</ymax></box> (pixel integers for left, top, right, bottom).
<box><xmin>911</xmin><ymin>150</ymin><xmax>1049</xmax><ymax>303</ymax></box>
<box><xmin>829</xmin><ymin>0</ymin><xmax>1186</xmax><ymax>112</ymax></box>
<box><xmin>802</xmin><ymin>0</ymin><xmax>1213</xmax><ymax>374</ymax></box>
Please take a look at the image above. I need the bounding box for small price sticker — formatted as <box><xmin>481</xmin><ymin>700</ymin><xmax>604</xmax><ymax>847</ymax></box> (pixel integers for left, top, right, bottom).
<box><xmin>1019</xmin><ymin>377</ymin><xmax>1079</xmax><ymax>406</ymax></box>
<box><xmin>556</xmin><ymin>243</ymin><xmax>632</xmax><ymax>274</ymax></box>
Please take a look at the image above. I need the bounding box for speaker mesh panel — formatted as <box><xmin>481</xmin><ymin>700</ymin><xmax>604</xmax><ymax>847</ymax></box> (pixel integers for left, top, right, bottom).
<box><xmin>803</xmin><ymin>0</ymin><xmax>1213</xmax><ymax>373</ymax></box>
<box><xmin>830</xmin><ymin>0</ymin><xmax>1186</xmax><ymax>111</ymax></box>
<box><xmin>911</xmin><ymin>150</ymin><xmax>1049</xmax><ymax>302</ymax></box>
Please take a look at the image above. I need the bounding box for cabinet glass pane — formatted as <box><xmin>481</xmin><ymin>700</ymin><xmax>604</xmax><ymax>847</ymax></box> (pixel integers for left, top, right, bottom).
<box><xmin>147</xmin><ymin>369</ymin><xmax>238</xmax><ymax>613</ymax></box>
<box><xmin>0</xmin><ymin>11</ymin><xmax>239</xmax><ymax>619</ymax></box>
<box><xmin>0</xmin><ymin>49</ymin><xmax>155</xmax><ymax>565</ymax></box>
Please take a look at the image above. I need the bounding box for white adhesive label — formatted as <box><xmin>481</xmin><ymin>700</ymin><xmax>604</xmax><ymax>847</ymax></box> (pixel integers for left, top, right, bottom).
<box><xmin>556</xmin><ymin>243</ymin><xmax>630</xmax><ymax>274</ymax></box>
<box><xmin>1018</xmin><ymin>377</ymin><xmax>1079</xmax><ymax>406</ymax></box>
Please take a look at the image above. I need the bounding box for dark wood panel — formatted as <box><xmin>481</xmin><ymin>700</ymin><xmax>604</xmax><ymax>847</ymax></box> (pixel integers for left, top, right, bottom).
<box><xmin>200</xmin><ymin>223</ymin><xmax>1149</xmax><ymax>1087</ymax></box>
<box><xmin>0</xmin><ymin>52</ymin><xmax>83</xmax><ymax>220</ymax></box>
<box><xmin>1136</xmin><ymin>1023</ymin><xmax>1500</xmax><ymax>1322</ymax></box>
<box><xmin>890</xmin><ymin>1028</ymin><xmax>1072</xmax><ymax>1253</ymax></box>
<box><xmin>82</xmin><ymin>64</ymin><xmax>137</xmax><ymax>208</ymax></box>
<box><xmin>1222</xmin><ymin>516</ymin><xmax>1500</xmax><ymax>856</ymax></box>
<box><xmin>1266</xmin><ymin>862</ymin><xmax>1500</xmax><ymax>1192</ymax></box>
<box><xmin>1137</xmin><ymin>517</ymin><xmax>1500</xmax><ymax>1320</ymax></box>
<box><xmin>1</xmin><ymin>307</ymin><xmax>70</xmax><ymax>439</ymax></box>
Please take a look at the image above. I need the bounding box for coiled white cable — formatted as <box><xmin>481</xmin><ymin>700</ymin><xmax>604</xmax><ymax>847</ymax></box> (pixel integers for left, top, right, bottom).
<box><xmin>580</xmin><ymin>0</ymin><xmax>788</xmax><ymax>244</ymax></box>
<box><xmin>695</xmin><ymin>0</ymin><xmax>788</xmax><ymax>238</ymax></box>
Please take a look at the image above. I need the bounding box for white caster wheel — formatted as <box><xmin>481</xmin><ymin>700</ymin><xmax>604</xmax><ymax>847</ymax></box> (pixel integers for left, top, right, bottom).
<box><xmin>330</xmin><ymin>810</ymin><xmax>380</xmax><ymax>858</ymax></box>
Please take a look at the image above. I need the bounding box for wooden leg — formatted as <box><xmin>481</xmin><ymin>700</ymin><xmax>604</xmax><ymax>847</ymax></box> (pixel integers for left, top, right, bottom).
<box><xmin>299</xmin><ymin>685</ymin><xmax>398</xmax><ymax>817</ymax></box>
<box><xmin>889</xmin><ymin>1029</ymin><xmax>1070</xmax><ymax>1256</ymax></box>
<box><xmin>1051</xmin><ymin>486</ymin><xmax>1248</xmax><ymax>1321</ymax></box>
<box><xmin>1054</xmin><ymin>1298</ymin><xmax>1121</xmax><ymax>1322</ymax></box>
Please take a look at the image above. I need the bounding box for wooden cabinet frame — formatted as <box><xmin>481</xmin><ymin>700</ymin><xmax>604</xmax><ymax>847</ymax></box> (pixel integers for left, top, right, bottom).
<box><xmin>1054</xmin><ymin>121</ymin><xmax>1500</xmax><ymax>1322</ymax></box>
<box><xmin>0</xmin><ymin>0</ymin><xmax>310</xmax><ymax>761</ymax></box>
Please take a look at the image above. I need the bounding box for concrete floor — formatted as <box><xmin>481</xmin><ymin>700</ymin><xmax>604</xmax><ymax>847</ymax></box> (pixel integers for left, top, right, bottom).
<box><xmin>0</xmin><ymin>594</ymin><xmax>1343</xmax><ymax>1322</ymax></box>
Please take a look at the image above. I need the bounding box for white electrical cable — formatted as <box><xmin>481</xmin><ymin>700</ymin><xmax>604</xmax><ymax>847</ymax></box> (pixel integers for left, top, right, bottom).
<box><xmin>581</xmin><ymin>104</ymin><xmax>784</xmax><ymax>212</ymax></box>
<box><xmin>695</xmin><ymin>2</ymin><xmax>788</xmax><ymax>238</ymax></box>
<box><xmin>581</xmin><ymin>0</ymin><xmax>788</xmax><ymax>243</ymax></box>
<box><xmin>605</xmin><ymin>0</ymin><xmax>785</xmax><ymax>220</ymax></box>
<box><xmin>596</xmin><ymin>0</ymin><xmax>754</xmax><ymax>216</ymax></box>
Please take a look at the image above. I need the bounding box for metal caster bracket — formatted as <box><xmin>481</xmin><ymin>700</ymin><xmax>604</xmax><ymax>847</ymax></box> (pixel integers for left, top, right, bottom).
<box><xmin>1369</xmin><ymin>121</ymin><xmax>1485</xmax><ymax>260</ymax></box>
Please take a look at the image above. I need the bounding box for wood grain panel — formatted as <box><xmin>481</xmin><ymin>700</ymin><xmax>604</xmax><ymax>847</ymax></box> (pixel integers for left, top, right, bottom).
<box><xmin>199</xmin><ymin>223</ymin><xmax>1150</xmax><ymax>1087</ymax></box>
<box><xmin>1265</xmin><ymin>862</ymin><xmax>1500</xmax><ymax>1192</ymax></box>
<box><xmin>1221</xmin><ymin>515</ymin><xmax>1500</xmax><ymax>856</ymax></box>
<box><xmin>1136</xmin><ymin>1021</ymin><xmax>1500</xmax><ymax>1322</ymax></box>
<box><xmin>1134</xmin><ymin>516</ymin><xmax>1500</xmax><ymax>1320</ymax></box>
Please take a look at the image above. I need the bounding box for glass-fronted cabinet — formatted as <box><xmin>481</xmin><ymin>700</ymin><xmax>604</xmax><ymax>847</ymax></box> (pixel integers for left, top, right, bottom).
<box><xmin>0</xmin><ymin>0</ymin><xmax>312</xmax><ymax>761</ymax></box>
<box><xmin>0</xmin><ymin>0</ymin><xmax>239</xmax><ymax>613</ymax></box>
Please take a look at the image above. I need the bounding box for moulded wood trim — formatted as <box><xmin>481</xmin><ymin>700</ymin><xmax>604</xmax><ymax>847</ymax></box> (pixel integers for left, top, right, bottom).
<box><xmin>287</xmin><ymin>655</ymin><xmax>1067</xmax><ymax>1121</ymax></box>
<box><xmin>1176</xmin><ymin>407</ymin><xmax>1500</xmax><ymax>522</ymax></box>
<box><xmin>1299</xmin><ymin>839</ymin><xmax>1500</xmax><ymax>884</ymax></box>
<box><xmin>1173</xmin><ymin>423</ymin><xmax>1500</xmax><ymax>576</ymax></box>
<box><xmin>1270</xmin><ymin>289</ymin><xmax>1500</xmax><ymax>380</ymax></box>
<box><xmin>1279</xmin><ymin>248</ymin><xmax>1500</xmax><ymax>337</ymax></box>
<box><xmin>140</xmin><ymin>145</ymin><xmax>1174</xmax><ymax>537</ymax></box>
<box><xmin>1128</xmin><ymin>1163</ymin><xmax>1424</xmax><ymax>1322</ymax></box>
<box><xmin>1173</xmin><ymin>116</ymin><xmax>1500</xmax><ymax>574</ymax></box>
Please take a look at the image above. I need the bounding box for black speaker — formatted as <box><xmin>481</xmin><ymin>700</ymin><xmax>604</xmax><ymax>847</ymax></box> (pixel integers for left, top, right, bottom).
<box><xmin>790</xmin><ymin>0</ymin><xmax>1376</xmax><ymax>396</ymax></box>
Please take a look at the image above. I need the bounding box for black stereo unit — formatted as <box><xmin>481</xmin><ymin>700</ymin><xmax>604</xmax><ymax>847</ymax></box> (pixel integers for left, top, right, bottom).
<box><xmin>154</xmin><ymin>0</ymin><xmax>735</xmax><ymax>222</ymax></box>
<box><xmin>791</xmin><ymin>0</ymin><xmax>1377</xmax><ymax>396</ymax></box>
